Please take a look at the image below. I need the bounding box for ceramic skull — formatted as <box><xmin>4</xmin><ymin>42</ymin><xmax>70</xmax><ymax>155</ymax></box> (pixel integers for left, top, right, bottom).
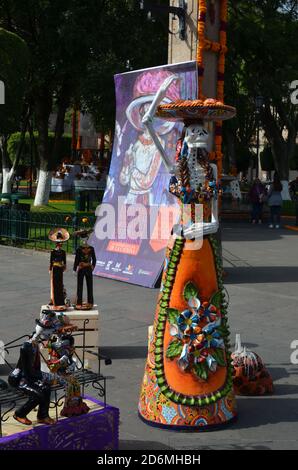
<box><xmin>184</xmin><ymin>124</ymin><xmax>209</xmax><ymax>149</ymax></box>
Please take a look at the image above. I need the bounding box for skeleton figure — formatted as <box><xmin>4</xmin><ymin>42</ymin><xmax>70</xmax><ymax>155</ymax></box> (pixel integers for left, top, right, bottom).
<box><xmin>142</xmin><ymin>76</ymin><xmax>219</xmax><ymax>237</ymax></box>
<box><xmin>119</xmin><ymin>71</ymin><xmax>178</xmax><ymax>205</ymax></box>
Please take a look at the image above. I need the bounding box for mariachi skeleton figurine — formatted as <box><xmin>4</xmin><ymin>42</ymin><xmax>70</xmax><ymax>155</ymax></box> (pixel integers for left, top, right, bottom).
<box><xmin>138</xmin><ymin>75</ymin><xmax>238</xmax><ymax>429</ymax></box>
<box><xmin>48</xmin><ymin>228</ymin><xmax>69</xmax><ymax>311</ymax></box>
<box><xmin>7</xmin><ymin>311</ymin><xmax>61</xmax><ymax>426</ymax></box>
<box><xmin>73</xmin><ymin>229</ymin><xmax>96</xmax><ymax>310</ymax></box>
<box><xmin>47</xmin><ymin>325</ymin><xmax>90</xmax><ymax>417</ymax></box>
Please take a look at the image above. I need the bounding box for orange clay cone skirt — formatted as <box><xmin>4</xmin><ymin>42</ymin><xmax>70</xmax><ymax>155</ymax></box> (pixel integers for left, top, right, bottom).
<box><xmin>138</xmin><ymin>235</ymin><xmax>237</xmax><ymax>429</ymax></box>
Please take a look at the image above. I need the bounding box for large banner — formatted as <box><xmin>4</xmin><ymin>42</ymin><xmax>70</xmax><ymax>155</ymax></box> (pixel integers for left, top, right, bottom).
<box><xmin>91</xmin><ymin>61</ymin><xmax>197</xmax><ymax>287</ymax></box>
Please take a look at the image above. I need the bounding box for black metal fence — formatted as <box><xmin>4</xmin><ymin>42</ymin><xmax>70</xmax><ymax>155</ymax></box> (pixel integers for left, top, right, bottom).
<box><xmin>0</xmin><ymin>206</ymin><xmax>96</xmax><ymax>253</ymax></box>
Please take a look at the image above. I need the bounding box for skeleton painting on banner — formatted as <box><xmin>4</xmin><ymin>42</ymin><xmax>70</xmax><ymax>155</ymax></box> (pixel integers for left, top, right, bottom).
<box><xmin>91</xmin><ymin>62</ymin><xmax>198</xmax><ymax>288</ymax></box>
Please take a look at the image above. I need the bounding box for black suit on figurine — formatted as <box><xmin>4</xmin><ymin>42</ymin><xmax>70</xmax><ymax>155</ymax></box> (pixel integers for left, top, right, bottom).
<box><xmin>11</xmin><ymin>341</ymin><xmax>51</xmax><ymax>420</ymax></box>
<box><xmin>73</xmin><ymin>244</ymin><xmax>96</xmax><ymax>306</ymax></box>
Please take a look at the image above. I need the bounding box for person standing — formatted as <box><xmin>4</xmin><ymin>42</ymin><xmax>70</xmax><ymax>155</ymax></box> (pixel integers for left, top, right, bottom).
<box><xmin>267</xmin><ymin>173</ymin><xmax>283</xmax><ymax>228</ymax></box>
<box><xmin>248</xmin><ymin>178</ymin><xmax>266</xmax><ymax>224</ymax></box>
<box><xmin>289</xmin><ymin>176</ymin><xmax>298</xmax><ymax>227</ymax></box>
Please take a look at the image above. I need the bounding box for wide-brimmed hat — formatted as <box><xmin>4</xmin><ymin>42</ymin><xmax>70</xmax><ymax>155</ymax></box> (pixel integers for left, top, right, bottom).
<box><xmin>156</xmin><ymin>98</ymin><xmax>236</xmax><ymax>123</ymax></box>
<box><xmin>73</xmin><ymin>229</ymin><xmax>93</xmax><ymax>239</ymax></box>
<box><xmin>126</xmin><ymin>70</ymin><xmax>180</xmax><ymax>133</ymax></box>
<box><xmin>48</xmin><ymin>228</ymin><xmax>70</xmax><ymax>243</ymax></box>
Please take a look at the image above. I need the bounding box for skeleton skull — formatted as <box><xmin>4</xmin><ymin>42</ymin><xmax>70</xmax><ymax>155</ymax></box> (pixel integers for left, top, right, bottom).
<box><xmin>184</xmin><ymin>124</ymin><xmax>209</xmax><ymax>149</ymax></box>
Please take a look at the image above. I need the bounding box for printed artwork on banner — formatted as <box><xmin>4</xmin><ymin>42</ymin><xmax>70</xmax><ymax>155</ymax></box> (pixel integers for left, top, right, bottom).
<box><xmin>91</xmin><ymin>61</ymin><xmax>197</xmax><ymax>288</ymax></box>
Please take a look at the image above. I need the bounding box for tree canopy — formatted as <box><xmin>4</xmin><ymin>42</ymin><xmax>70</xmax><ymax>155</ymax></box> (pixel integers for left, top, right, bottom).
<box><xmin>0</xmin><ymin>27</ymin><xmax>28</xmax><ymax>135</ymax></box>
<box><xmin>224</xmin><ymin>0</ymin><xmax>298</xmax><ymax>179</ymax></box>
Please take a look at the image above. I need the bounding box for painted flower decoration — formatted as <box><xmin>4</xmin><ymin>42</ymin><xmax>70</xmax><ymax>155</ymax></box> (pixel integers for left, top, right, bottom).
<box><xmin>177</xmin><ymin>310</ymin><xmax>200</xmax><ymax>335</ymax></box>
<box><xmin>166</xmin><ymin>282</ymin><xmax>227</xmax><ymax>381</ymax></box>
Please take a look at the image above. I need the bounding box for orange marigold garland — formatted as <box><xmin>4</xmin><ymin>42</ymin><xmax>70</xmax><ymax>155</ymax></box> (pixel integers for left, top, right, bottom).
<box><xmin>197</xmin><ymin>0</ymin><xmax>228</xmax><ymax>178</ymax></box>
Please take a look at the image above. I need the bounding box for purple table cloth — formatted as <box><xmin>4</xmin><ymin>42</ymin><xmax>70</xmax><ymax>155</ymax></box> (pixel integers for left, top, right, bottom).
<box><xmin>0</xmin><ymin>396</ymin><xmax>119</xmax><ymax>450</ymax></box>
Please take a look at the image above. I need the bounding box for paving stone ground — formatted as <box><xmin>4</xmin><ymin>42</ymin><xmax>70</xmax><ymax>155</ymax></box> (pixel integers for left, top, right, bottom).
<box><xmin>1</xmin><ymin>221</ymin><xmax>298</xmax><ymax>450</ymax></box>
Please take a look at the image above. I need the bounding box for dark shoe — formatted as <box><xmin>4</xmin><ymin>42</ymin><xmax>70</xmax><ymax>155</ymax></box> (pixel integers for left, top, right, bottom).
<box><xmin>13</xmin><ymin>414</ymin><xmax>32</xmax><ymax>425</ymax></box>
<box><xmin>37</xmin><ymin>416</ymin><xmax>56</xmax><ymax>425</ymax></box>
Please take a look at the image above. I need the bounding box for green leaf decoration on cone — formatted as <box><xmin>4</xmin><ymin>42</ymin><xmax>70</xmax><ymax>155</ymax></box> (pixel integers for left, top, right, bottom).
<box><xmin>194</xmin><ymin>362</ymin><xmax>208</xmax><ymax>381</ymax></box>
<box><xmin>209</xmin><ymin>290</ymin><xmax>222</xmax><ymax>309</ymax></box>
<box><xmin>212</xmin><ymin>349</ymin><xmax>226</xmax><ymax>367</ymax></box>
<box><xmin>183</xmin><ymin>282</ymin><xmax>199</xmax><ymax>301</ymax></box>
<box><xmin>166</xmin><ymin>308</ymin><xmax>180</xmax><ymax>325</ymax></box>
<box><xmin>166</xmin><ymin>340</ymin><xmax>183</xmax><ymax>359</ymax></box>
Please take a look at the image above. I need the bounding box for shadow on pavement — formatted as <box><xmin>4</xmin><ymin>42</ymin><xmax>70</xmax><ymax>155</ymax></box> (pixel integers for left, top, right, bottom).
<box><xmin>100</xmin><ymin>346</ymin><xmax>148</xmax><ymax>360</ymax></box>
<box><xmin>224</xmin><ymin>266</ymin><xmax>298</xmax><ymax>284</ymax></box>
<box><xmin>273</xmin><ymin>384</ymin><xmax>298</xmax><ymax>396</ymax></box>
<box><xmin>234</xmin><ymin>396</ymin><xmax>298</xmax><ymax>429</ymax></box>
<box><xmin>222</xmin><ymin>223</ymin><xmax>298</xmax><ymax>242</ymax></box>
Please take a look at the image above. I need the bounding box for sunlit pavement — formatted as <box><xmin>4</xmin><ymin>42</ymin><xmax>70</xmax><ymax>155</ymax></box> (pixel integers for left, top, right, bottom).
<box><xmin>1</xmin><ymin>221</ymin><xmax>298</xmax><ymax>450</ymax></box>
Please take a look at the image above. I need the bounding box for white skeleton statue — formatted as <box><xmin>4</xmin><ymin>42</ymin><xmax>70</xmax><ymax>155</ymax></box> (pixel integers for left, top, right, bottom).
<box><xmin>142</xmin><ymin>76</ymin><xmax>219</xmax><ymax>238</ymax></box>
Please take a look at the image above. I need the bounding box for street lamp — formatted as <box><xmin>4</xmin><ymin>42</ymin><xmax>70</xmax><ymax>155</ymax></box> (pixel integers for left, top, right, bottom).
<box><xmin>255</xmin><ymin>95</ymin><xmax>264</xmax><ymax>179</ymax></box>
<box><xmin>139</xmin><ymin>1</ymin><xmax>187</xmax><ymax>41</ymax></box>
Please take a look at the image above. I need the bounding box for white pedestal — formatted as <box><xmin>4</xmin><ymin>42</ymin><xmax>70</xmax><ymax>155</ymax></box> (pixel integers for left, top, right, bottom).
<box><xmin>40</xmin><ymin>305</ymin><xmax>99</xmax><ymax>368</ymax></box>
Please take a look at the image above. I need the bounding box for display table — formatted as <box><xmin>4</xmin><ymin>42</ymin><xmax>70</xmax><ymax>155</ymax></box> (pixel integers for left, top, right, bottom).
<box><xmin>40</xmin><ymin>305</ymin><xmax>99</xmax><ymax>368</ymax></box>
<box><xmin>51</xmin><ymin>165</ymin><xmax>81</xmax><ymax>193</ymax></box>
<box><xmin>0</xmin><ymin>396</ymin><xmax>119</xmax><ymax>450</ymax></box>
<box><xmin>51</xmin><ymin>177</ymin><xmax>72</xmax><ymax>193</ymax></box>
<box><xmin>74</xmin><ymin>180</ymin><xmax>104</xmax><ymax>190</ymax></box>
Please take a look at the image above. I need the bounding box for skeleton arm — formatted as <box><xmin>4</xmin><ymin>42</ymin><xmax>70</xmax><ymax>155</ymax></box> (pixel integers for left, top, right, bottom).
<box><xmin>142</xmin><ymin>75</ymin><xmax>179</xmax><ymax>174</ymax></box>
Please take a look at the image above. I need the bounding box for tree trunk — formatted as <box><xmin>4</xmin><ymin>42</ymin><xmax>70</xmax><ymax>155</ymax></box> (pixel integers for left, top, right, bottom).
<box><xmin>2</xmin><ymin>167</ymin><xmax>14</xmax><ymax>193</ymax></box>
<box><xmin>34</xmin><ymin>168</ymin><xmax>52</xmax><ymax>205</ymax></box>
<box><xmin>262</xmin><ymin>102</ymin><xmax>293</xmax><ymax>200</ymax></box>
<box><xmin>0</xmin><ymin>136</ymin><xmax>13</xmax><ymax>195</ymax></box>
<box><xmin>33</xmin><ymin>93</ymin><xmax>51</xmax><ymax>206</ymax></box>
<box><xmin>1</xmin><ymin>108</ymin><xmax>29</xmax><ymax>195</ymax></box>
<box><xmin>34</xmin><ymin>80</ymin><xmax>70</xmax><ymax>206</ymax></box>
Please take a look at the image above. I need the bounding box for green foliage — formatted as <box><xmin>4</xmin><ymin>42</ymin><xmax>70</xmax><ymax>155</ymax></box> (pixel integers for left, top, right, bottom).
<box><xmin>224</xmin><ymin>1</ymin><xmax>298</xmax><ymax>177</ymax></box>
<box><xmin>0</xmin><ymin>27</ymin><xmax>28</xmax><ymax>135</ymax></box>
<box><xmin>7</xmin><ymin>132</ymin><xmax>72</xmax><ymax>167</ymax></box>
<box><xmin>80</xmin><ymin>0</ymin><xmax>168</xmax><ymax>132</ymax></box>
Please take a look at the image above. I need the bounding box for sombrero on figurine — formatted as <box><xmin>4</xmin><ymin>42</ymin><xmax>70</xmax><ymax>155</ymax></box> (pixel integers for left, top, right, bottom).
<box><xmin>73</xmin><ymin>229</ymin><xmax>93</xmax><ymax>239</ymax></box>
<box><xmin>156</xmin><ymin>98</ymin><xmax>236</xmax><ymax>123</ymax></box>
<box><xmin>48</xmin><ymin>228</ymin><xmax>70</xmax><ymax>243</ymax></box>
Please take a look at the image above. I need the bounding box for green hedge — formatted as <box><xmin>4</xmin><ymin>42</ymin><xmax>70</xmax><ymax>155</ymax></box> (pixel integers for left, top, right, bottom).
<box><xmin>7</xmin><ymin>131</ymin><xmax>72</xmax><ymax>169</ymax></box>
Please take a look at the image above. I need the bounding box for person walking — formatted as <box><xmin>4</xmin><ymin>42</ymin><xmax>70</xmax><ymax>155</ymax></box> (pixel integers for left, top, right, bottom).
<box><xmin>267</xmin><ymin>173</ymin><xmax>283</xmax><ymax>228</ymax></box>
<box><xmin>249</xmin><ymin>178</ymin><xmax>266</xmax><ymax>224</ymax></box>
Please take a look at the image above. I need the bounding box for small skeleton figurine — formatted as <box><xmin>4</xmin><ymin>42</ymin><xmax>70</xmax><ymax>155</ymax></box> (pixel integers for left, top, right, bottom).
<box><xmin>7</xmin><ymin>311</ymin><xmax>62</xmax><ymax>426</ymax></box>
<box><xmin>48</xmin><ymin>228</ymin><xmax>70</xmax><ymax>311</ymax></box>
<box><xmin>73</xmin><ymin>229</ymin><xmax>96</xmax><ymax>310</ymax></box>
<box><xmin>142</xmin><ymin>76</ymin><xmax>219</xmax><ymax>239</ymax></box>
<box><xmin>47</xmin><ymin>330</ymin><xmax>90</xmax><ymax>417</ymax></box>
